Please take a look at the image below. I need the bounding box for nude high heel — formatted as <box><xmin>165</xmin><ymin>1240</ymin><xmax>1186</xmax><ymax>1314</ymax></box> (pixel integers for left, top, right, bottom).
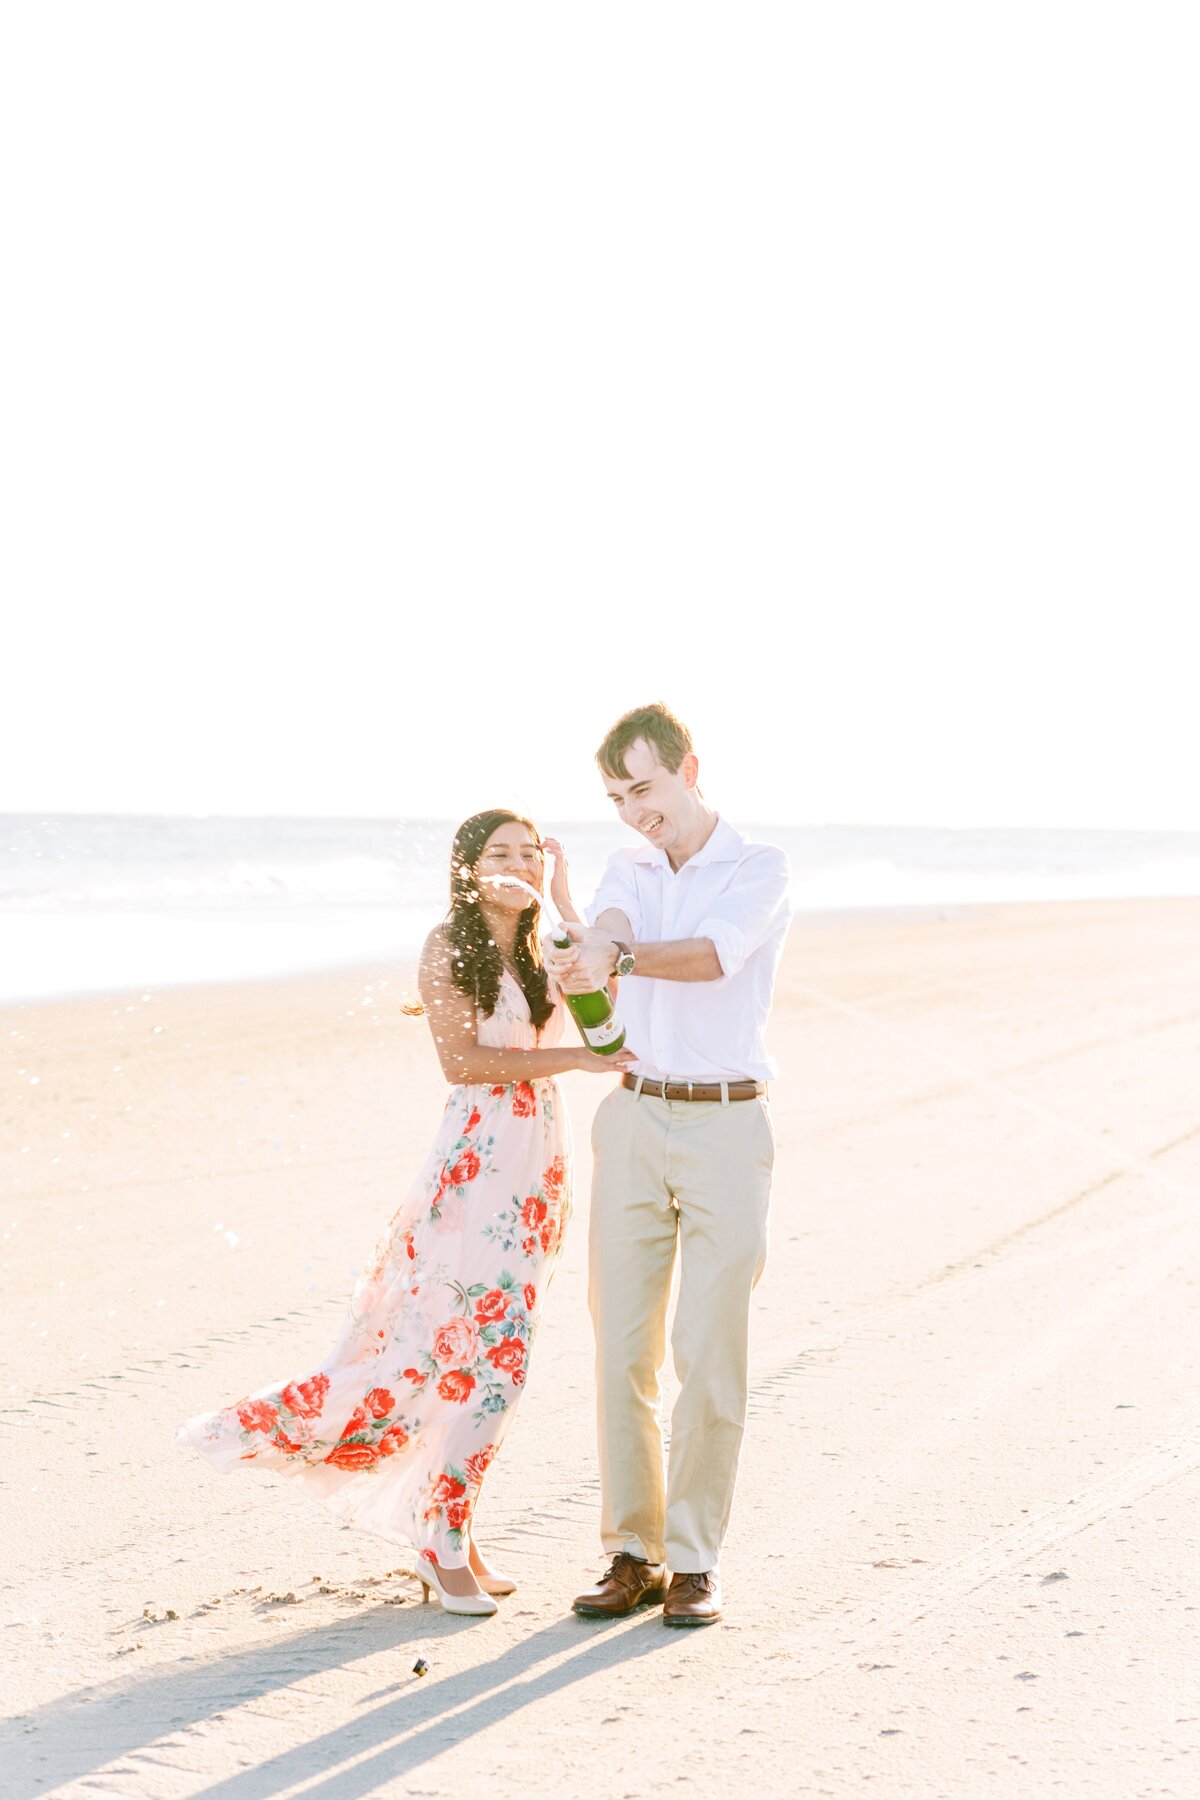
<box><xmin>470</xmin><ymin>1557</ymin><xmax>518</xmax><ymax>1597</ymax></box>
<box><xmin>475</xmin><ymin>1570</ymin><xmax>518</xmax><ymax>1597</ymax></box>
<box><xmin>471</xmin><ymin>1562</ymin><xmax>518</xmax><ymax>1591</ymax></box>
<box><xmin>417</xmin><ymin>1556</ymin><xmax>498</xmax><ymax>1617</ymax></box>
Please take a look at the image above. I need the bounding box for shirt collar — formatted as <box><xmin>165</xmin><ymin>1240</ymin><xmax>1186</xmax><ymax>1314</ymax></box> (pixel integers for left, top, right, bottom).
<box><xmin>630</xmin><ymin>814</ymin><xmax>742</xmax><ymax>870</ymax></box>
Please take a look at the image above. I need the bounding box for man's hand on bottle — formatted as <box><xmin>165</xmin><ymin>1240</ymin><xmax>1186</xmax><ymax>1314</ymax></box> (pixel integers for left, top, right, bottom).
<box><xmin>545</xmin><ymin>923</ymin><xmax>618</xmax><ymax>994</ymax></box>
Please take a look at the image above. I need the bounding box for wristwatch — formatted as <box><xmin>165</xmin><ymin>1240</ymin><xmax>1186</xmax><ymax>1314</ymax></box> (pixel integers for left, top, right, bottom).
<box><xmin>611</xmin><ymin>939</ymin><xmax>636</xmax><ymax>978</ymax></box>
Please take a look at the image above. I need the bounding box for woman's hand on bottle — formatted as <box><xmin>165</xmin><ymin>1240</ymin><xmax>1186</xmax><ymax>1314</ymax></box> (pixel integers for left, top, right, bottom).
<box><xmin>573</xmin><ymin>1044</ymin><xmax>639</xmax><ymax>1074</ymax></box>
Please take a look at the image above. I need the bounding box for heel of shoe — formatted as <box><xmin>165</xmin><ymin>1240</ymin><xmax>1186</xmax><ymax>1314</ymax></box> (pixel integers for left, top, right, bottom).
<box><xmin>419</xmin><ymin>1579</ymin><xmax>431</xmax><ymax>1604</ymax></box>
<box><xmin>416</xmin><ymin>1557</ymin><xmax>498</xmax><ymax>1616</ymax></box>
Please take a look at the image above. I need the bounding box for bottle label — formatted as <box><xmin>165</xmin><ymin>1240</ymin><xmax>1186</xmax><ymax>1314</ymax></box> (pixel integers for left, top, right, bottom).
<box><xmin>582</xmin><ymin>1015</ymin><xmax>623</xmax><ymax>1049</ymax></box>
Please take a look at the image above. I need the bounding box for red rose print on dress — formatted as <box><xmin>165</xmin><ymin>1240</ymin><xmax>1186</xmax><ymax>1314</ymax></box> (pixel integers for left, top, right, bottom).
<box><xmin>378</xmin><ymin>1424</ymin><xmax>409</xmax><ymax>1456</ymax></box>
<box><xmin>540</xmin><ymin>1220</ymin><xmax>557</xmax><ymax>1255</ymax></box>
<box><xmin>523</xmin><ymin>1283</ymin><xmax>536</xmax><ymax>1311</ymax></box>
<box><xmin>543</xmin><ymin>1156</ymin><xmax>565</xmax><ymax>1199</ymax></box>
<box><xmin>324</xmin><ymin>1442</ymin><xmax>378</xmax><ymax>1470</ymax></box>
<box><xmin>486</xmin><ymin>1338</ymin><xmax>525</xmax><ymax>1379</ymax></box>
<box><xmin>280</xmin><ymin>1373</ymin><xmax>329</xmax><ymax>1419</ymax></box>
<box><xmin>520</xmin><ymin>1196</ymin><xmax>547</xmax><ymax>1229</ymax></box>
<box><xmin>465</xmin><ymin>1107</ymin><xmax>481</xmax><ymax>1132</ymax></box>
<box><xmin>363</xmin><ymin>1387</ymin><xmax>394</xmax><ymax>1420</ymax></box>
<box><xmin>436</xmin><ymin>1369</ymin><xmax>476</xmax><ymax>1403</ymax></box>
<box><xmin>446</xmin><ymin>1497</ymin><xmax>470</xmax><ymax>1530</ymax></box>
<box><xmin>512</xmin><ymin>1081</ymin><xmax>536</xmax><ymax>1117</ymax></box>
<box><xmin>448</xmin><ymin>1149</ymin><xmax>481</xmax><ymax>1185</ymax></box>
<box><xmin>521</xmin><ymin>1234</ymin><xmax>537</xmax><ymax>1257</ymax></box>
<box><xmin>464</xmin><ymin>1445</ymin><xmax>496</xmax><ymax>1485</ymax></box>
<box><xmin>474</xmin><ymin>1289</ymin><xmax>507</xmax><ymax>1324</ymax></box>
<box><xmin>237</xmin><ymin>1399</ymin><xmax>277</xmax><ymax>1434</ymax></box>
<box><xmin>431</xmin><ymin>1472</ymin><xmax>466</xmax><ymax>1506</ymax></box>
<box><xmin>490</xmin><ymin>1085</ymin><xmax>506</xmax><ymax>1096</ymax></box>
<box><xmin>432</xmin><ymin>1317</ymin><xmax>479</xmax><ymax>1366</ymax></box>
<box><xmin>339</xmin><ymin>1404</ymin><xmax>370</xmax><ymax>1437</ymax></box>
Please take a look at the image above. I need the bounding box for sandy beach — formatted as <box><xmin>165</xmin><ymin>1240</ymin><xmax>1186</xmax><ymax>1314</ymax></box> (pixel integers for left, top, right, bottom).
<box><xmin>3</xmin><ymin>898</ymin><xmax>1199</xmax><ymax>1798</ymax></box>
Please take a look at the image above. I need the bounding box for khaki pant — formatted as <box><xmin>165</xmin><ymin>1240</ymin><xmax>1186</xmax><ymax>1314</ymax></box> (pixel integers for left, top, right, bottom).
<box><xmin>588</xmin><ymin>1083</ymin><xmax>775</xmax><ymax>1573</ymax></box>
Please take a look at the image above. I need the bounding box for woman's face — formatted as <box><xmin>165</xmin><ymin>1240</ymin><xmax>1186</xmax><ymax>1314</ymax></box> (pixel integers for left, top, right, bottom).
<box><xmin>474</xmin><ymin>821</ymin><xmax>544</xmax><ymax>911</ymax></box>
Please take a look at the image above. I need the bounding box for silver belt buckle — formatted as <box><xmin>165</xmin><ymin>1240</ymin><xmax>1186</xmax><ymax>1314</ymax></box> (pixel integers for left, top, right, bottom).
<box><xmin>686</xmin><ymin>1078</ymin><xmax>694</xmax><ymax>1102</ymax></box>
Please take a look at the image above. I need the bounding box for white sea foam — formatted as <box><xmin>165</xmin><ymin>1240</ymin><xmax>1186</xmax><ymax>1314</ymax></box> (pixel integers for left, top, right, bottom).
<box><xmin>3</xmin><ymin>815</ymin><xmax>1199</xmax><ymax>1004</ymax></box>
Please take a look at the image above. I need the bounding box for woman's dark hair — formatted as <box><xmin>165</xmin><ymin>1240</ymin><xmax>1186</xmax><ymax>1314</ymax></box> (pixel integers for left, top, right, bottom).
<box><xmin>443</xmin><ymin>810</ymin><xmax>555</xmax><ymax>1031</ymax></box>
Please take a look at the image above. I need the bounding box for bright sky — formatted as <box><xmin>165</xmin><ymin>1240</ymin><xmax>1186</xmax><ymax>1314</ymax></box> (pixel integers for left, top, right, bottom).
<box><xmin>3</xmin><ymin>6</ymin><xmax>1196</xmax><ymax>830</ymax></box>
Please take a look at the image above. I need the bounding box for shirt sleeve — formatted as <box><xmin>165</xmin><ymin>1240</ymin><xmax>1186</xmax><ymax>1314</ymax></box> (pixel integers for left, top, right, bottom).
<box><xmin>695</xmin><ymin>847</ymin><xmax>791</xmax><ymax>979</ymax></box>
<box><xmin>586</xmin><ymin>853</ymin><xmax>642</xmax><ymax>939</ymax></box>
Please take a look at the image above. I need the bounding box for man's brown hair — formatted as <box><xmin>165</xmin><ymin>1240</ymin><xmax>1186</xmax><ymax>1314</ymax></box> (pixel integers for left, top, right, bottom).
<box><xmin>595</xmin><ymin>702</ymin><xmax>694</xmax><ymax>779</ymax></box>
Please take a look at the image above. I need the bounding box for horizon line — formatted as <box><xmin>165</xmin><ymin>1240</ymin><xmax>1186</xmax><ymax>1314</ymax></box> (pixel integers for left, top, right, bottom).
<box><xmin>5</xmin><ymin>810</ymin><xmax>1200</xmax><ymax>841</ymax></box>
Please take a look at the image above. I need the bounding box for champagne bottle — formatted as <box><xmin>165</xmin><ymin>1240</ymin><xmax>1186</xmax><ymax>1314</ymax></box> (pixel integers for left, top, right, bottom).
<box><xmin>549</xmin><ymin>928</ymin><xmax>626</xmax><ymax>1055</ymax></box>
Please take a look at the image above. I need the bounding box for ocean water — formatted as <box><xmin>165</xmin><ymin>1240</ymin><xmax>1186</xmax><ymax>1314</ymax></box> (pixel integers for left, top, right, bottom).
<box><xmin>4</xmin><ymin>813</ymin><xmax>1200</xmax><ymax>1005</ymax></box>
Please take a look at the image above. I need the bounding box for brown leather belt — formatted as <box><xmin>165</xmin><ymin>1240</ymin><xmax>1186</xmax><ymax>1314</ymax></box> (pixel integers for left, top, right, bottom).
<box><xmin>621</xmin><ymin>1074</ymin><xmax>766</xmax><ymax>1103</ymax></box>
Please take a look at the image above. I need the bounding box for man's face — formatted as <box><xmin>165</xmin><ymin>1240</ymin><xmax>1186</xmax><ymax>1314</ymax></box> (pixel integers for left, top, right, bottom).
<box><xmin>603</xmin><ymin>738</ymin><xmax>696</xmax><ymax>854</ymax></box>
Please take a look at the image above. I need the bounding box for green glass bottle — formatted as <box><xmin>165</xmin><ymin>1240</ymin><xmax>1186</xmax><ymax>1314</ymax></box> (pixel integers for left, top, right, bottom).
<box><xmin>550</xmin><ymin>929</ymin><xmax>627</xmax><ymax>1055</ymax></box>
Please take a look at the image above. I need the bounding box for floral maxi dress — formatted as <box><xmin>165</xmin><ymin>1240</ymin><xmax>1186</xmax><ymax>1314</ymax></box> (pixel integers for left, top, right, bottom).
<box><xmin>177</xmin><ymin>973</ymin><xmax>572</xmax><ymax>1569</ymax></box>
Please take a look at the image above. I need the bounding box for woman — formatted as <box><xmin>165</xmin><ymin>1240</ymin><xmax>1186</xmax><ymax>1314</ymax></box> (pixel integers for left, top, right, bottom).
<box><xmin>177</xmin><ymin>809</ymin><xmax>633</xmax><ymax>1616</ymax></box>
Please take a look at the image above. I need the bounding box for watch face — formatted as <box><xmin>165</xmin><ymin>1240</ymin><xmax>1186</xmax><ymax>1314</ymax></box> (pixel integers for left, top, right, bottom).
<box><xmin>615</xmin><ymin>951</ymin><xmax>636</xmax><ymax>977</ymax></box>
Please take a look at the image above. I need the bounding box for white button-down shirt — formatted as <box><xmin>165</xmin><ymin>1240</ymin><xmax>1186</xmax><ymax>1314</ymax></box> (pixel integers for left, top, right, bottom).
<box><xmin>586</xmin><ymin>816</ymin><xmax>791</xmax><ymax>1083</ymax></box>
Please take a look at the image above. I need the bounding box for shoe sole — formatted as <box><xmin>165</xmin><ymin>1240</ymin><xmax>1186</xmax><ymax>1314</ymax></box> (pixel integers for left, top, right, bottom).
<box><xmin>662</xmin><ymin>1612</ymin><xmax>722</xmax><ymax>1627</ymax></box>
<box><xmin>573</xmin><ymin>1591</ymin><xmax>668</xmax><ymax>1618</ymax></box>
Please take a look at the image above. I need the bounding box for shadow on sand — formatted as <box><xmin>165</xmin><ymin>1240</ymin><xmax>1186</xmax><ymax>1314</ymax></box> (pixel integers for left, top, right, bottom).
<box><xmin>9</xmin><ymin>1598</ymin><xmax>678</xmax><ymax>1798</ymax></box>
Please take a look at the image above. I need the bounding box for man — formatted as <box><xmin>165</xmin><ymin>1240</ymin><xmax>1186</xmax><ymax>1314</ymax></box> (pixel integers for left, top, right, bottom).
<box><xmin>546</xmin><ymin>702</ymin><xmax>791</xmax><ymax>1627</ymax></box>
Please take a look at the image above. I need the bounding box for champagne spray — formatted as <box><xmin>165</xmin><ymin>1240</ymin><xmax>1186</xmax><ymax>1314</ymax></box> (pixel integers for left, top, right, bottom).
<box><xmin>479</xmin><ymin>861</ymin><xmax>627</xmax><ymax>1057</ymax></box>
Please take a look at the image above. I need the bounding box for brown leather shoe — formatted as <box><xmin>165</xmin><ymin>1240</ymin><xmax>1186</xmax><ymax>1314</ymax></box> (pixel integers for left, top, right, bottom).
<box><xmin>662</xmin><ymin>1570</ymin><xmax>722</xmax><ymax>1626</ymax></box>
<box><xmin>572</xmin><ymin>1553</ymin><xmax>668</xmax><ymax>1618</ymax></box>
